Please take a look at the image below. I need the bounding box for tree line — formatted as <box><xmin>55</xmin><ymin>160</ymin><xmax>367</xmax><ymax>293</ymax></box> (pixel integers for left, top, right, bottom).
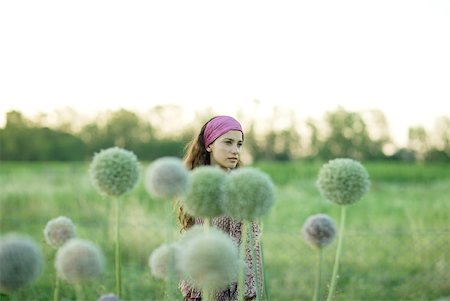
<box><xmin>0</xmin><ymin>106</ymin><xmax>449</xmax><ymax>163</ymax></box>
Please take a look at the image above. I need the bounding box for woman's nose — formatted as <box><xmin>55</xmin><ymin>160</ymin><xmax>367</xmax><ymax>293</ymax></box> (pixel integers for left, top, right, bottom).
<box><xmin>232</xmin><ymin>145</ymin><xmax>240</xmax><ymax>154</ymax></box>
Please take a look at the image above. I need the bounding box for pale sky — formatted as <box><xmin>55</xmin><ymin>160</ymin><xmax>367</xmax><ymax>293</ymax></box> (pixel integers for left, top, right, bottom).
<box><xmin>1</xmin><ymin>0</ymin><xmax>449</xmax><ymax>146</ymax></box>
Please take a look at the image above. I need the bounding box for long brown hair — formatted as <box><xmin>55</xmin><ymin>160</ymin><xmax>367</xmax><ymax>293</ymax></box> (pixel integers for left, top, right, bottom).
<box><xmin>178</xmin><ymin>117</ymin><xmax>242</xmax><ymax>231</ymax></box>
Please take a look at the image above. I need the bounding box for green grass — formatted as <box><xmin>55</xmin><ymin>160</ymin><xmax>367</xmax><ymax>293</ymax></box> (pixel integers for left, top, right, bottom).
<box><xmin>1</xmin><ymin>161</ymin><xmax>450</xmax><ymax>300</ymax></box>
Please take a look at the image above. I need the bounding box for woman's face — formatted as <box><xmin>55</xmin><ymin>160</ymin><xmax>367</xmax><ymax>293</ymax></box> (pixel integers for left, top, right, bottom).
<box><xmin>207</xmin><ymin>130</ymin><xmax>243</xmax><ymax>171</ymax></box>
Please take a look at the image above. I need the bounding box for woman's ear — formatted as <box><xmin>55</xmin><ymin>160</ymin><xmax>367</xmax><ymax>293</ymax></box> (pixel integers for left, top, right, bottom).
<box><xmin>206</xmin><ymin>146</ymin><xmax>211</xmax><ymax>152</ymax></box>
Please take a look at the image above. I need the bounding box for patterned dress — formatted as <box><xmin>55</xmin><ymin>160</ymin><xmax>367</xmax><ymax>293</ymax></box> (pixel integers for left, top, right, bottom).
<box><xmin>179</xmin><ymin>215</ymin><xmax>263</xmax><ymax>301</ymax></box>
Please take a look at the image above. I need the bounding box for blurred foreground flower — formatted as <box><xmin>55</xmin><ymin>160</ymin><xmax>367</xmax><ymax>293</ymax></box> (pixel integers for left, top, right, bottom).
<box><xmin>148</xmin><ymin>242</ymin><xmax>183</xmax><ymax>281</ymax></box>
<box><xmin>145</xmin><ymin>157</ymin><xmax>189</xmax><ymax>199</ymax></box>
<box><xmin>222</xmin><ymin>167</ymin><xmax>275</xmax><ymax>301</ymax></box>
<box><xmin>184</xmin><ymin>166</ymin><xmax>226</xmax><ymax>218</ymax></box>
<box><xmin>44</xmin><ymin>216</ymin><xmax>76</xmax><ymax>249</ymax></box>
<box><xmin>55</xmin><ymin>239</ymin><xmax>104</xmax><ymax>284</ymax></box>
<box><xmin>0</xmin><ymin>234</ymin><xmax>43</xmax><ymax>293</ymax></box>
<box><xmin>222</xmin><ymin>167</ymin><xmax>276</xmax><ymax>220</ymax></box>
<box><xmin>179</xmin><ymin>227</ymin><xmax>241</xmax><ymax>294</ymax></box>
<box><xmin>89</xmin><ymin>147</ymin><xmax>140</xmax><ymax>196</ymax></box>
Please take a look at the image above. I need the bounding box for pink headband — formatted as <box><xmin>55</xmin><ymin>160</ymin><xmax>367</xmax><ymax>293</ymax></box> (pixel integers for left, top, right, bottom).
<box><xmin>203</xmin><ymin>116</ymin><xmax>243</xmax><ymax>148</ymax></box>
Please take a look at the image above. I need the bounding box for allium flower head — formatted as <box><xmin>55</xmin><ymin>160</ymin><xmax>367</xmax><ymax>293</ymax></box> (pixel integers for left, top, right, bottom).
<box><xmin>89</xmin><ymin>147</ymin><xmax>140</xmax><ymax>196</ymax></box>
<box><xmin>222</xmin><ymin>167</ymin><xmax>276</xmax><ymax>220</ymax></box>
<box><xmin>97</xmin><ymin>293</ymin><xmax>121</xmax><ymax>301</ymax></box>
<box><xmin>0</xmin><ymin>234</ymin><xmax>43</xmax><ymax>293</ymax></box>
<box><xmin>55</xmin><ymin>239</ymin><xmax>104</xmax><ymax>284</ymax></box>
<box><xmin>177</xmin><ymin>225</ymin><xmax>206</xmax><ymax>246</ymax></box>
<box><xmin>179</xmin><ymin>228</ymin><xmax>241</xmax><ymax>291</ymax></box>
<box><xmin>302</xmin><ymin>214</ymin><xmax>337</xmax><ymax>249</ymax></box>
<box><xmin>145</xmin><ymin>157</ymin><xmax>189</xmax><ymax>199</ymax></box>
<box><xmin>316</xmin><ymin>158</ymin><xmax>370</xmax><ymax>205</ymax></box>
<box><xmin>183</xmin><ymin>166</ymin><xmax>227</xmax><ymax>217</ymax></box>
<box><xmin>148</xmin><ymin>243</ymin><xmax>182</xmax><ymax>280</ymax></box>
<box><xmin>44</xmin><ymin>216</ymin><xmax>76</xmax><ymax>249</ymax></box>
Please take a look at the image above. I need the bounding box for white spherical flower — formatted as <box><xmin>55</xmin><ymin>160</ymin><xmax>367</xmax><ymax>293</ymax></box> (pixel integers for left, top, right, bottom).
<box><xmin>222</xmin><ymin>167</ymin><xmax>276</xmax><ymax>220</ymax></box>
<box><xmin>55</xmin><ymin>239</ymin><xmax>104</xmax><ymax>284</ymax></box>
<box><xmin>316</xmin><ymin>158</ymin><xmax>370</xmax><ymax>205</ymax></box>
<box><xmin>145</xmin><ymin>157</ymin><xmax>189</xmax><ymax>199</ymax></box>
<box><xmin>0</xmin><ymin>234</ymin><xmax>43</xmax><ymax>293</ymax></box>
<box><xmin>148</xmin><ymin>243</ymin><xmax>182</xmax><ymax>280</ymax></box>
<box><xmin>179</xmin><ymin>228</ymin><xmax>241</xmax><ymax>291</ymax></box>
<box><xmin>177</xmin><ymin>225</ymin><xmax>205</xmax><ymax>246</ymax></box>
<box><xmin>97</xmin><ymin>293</ymin><xmax>121</xmax><ymax>301</ymax></box>
<box><xmin>44</xmin><ymin>216</ymin><xmax>76</xmax><ymax>249</ymax></box>
<box><xmin>183</xmin><ymin>166</ymin><xmax>227</xmax><ymax>218</ymax></box>
<box><xmin>89</xmin><ymin>147</ymin><xmax>140</xmax><ymax>196</ymax></box>
<box><xmin>302</xmin><ymin>214</ymin><xmax>337</xmax><ymax>249</ymax></box>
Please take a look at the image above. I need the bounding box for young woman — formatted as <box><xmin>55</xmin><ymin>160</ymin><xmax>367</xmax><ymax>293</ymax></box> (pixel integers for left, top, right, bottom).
<box><xmin>178</xmin><ymin>115</ymin><xmax>262</xmax><ymax>301</ymax></box>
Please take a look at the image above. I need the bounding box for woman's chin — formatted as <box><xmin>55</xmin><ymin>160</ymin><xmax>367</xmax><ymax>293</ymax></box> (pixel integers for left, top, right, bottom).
<box><xmin>229</xmin><ymin>163</ymin><xmax>238</xmax><ymax>169</ymax></box>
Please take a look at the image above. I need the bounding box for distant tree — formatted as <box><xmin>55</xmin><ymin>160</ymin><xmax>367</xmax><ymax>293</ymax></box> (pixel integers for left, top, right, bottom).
<box><xmin>0</xmin><ymin>111</ymin><xmax>86</xmax><ymax>161</ymax></box>
<box><xmin>243</xmin><ymin>123</ymin><xmax>263</xmax><ymax>161</ymax></box>
<box><xmin>408</xmin><ymin>126</ymin><xmax>429</xmax><ymax>161</ymax></box>
<box><xmin>424</xmin><ymin>149</ymin><xmax>449</xmax><ymax>162</ymax></box>
<box><xmin>390</xmin><ymin>147</ymin><xmax>417</xmax><ymax>162</ymax></box>
<box><xmin>105</xmin><ymin>109</ymin><xmax>147</xmax><ymax>148</ymax></box>
<box><xmin>424</xmin><ymin>116</ymin><xmax>450</xmax><ymax>162</ymax></box>
<box><xmin>244</xmin><ymin>107</ymin><xmax>301</xmax><ymax>162</ymax></box>
<box><xmin>1</xmin><ymin>111</ymin><xmax>34</xmax><ymax>160</ymax></box>
<box><xmin>317</xmin><ymin>107</ymin><xmax>377</xmax><ymax>160</ymax></box>
<box><xmin>79</xmin><ymin>122</ymin><xmax>106</xmax><ymax>156</ymax></box>
<box><xmin>319</xmin><ymin>108</ymin><xmax>369</xmax><ymax>160</ymax></box>
<box><xmin>305</xmin><ymin>118</ymin><xmax>320</xmax><ymax>159</ymax></box>
<box><xmin>362</xmin><ymin>109</ymin><xmax>392</xmax><ymax>159</ymax></box>
<box><xmin>79</xmin><ymin>109</ymin><xmax>155</xmax><ymax>157</ymax></box>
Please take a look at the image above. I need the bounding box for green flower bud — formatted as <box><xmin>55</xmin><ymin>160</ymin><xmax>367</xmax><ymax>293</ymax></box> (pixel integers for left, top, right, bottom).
<box><xmin>89</xmin><ymin>147</ymin><xmax>140</xmax><ymax>196</ymax></box>
<box><xmin>184</xmin><ymin>166</ymin><xmax>227</xmax><ymax>218</ymax></box>
<box><xmin>222</xmin><ymin>167</ymin><xmax>276</xmax><ymax>220</ymax></box>
<box><xmin>145</xmin><ymin>157</ymin><xmax>189</xmax><ymax>199</ymax></box>
<box><xmin>316</xmin><ymin>158</ymin><xmax>370</xmax><ymax>205</ymax></box>
<box><xmin>148</xmin><ymin>243</ymin><xmax>182</xmax><ymax>280</ymax></box>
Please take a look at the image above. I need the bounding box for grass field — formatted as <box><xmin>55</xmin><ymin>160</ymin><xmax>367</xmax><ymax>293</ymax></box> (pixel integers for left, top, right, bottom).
<box><xmin>1</xmin><ymin>161</ymin><xmax>449</xmax><ymax>301</ymax></box>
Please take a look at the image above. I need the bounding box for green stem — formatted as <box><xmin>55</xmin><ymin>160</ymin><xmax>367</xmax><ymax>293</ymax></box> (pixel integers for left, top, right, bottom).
<box><xmin>53</xmin><ymin>272</ymin><xmax>60</xmax><ymax>301</ymax></box>
<box><xmin>165</xmin><ymin>199</ymin><xmax>176</xmax><ymax>301</ymax></box>
<box><xmin>260</xmin><ymin>240</ymin><xmax>270</xmax><ymax>301</ymax></box>
<box><xmin>75</xmin><ymin>284</ymin><xmax>85</xmax><ymax>301</ymax></box>
<box><xmin>238</xmin><ymin>221</ymin><xmax>248</xmax><ymax>301</ymax></box>
<box><xmin>326</xmin><ymin>206</ymin><xmax>347</xmax><ymax>301</ymax></box>
<box><xmin>204</xmin><ymin>217</ymin><xmax>211</xmax><ymax>230</ymax></box>
<box><xmin>115</xmin><ymin>197</ymin><xmax>122</xmax><ymax>298</ymax></box>
<box><xmin>249</xmin><ymin>222</ymin><xmax>262</xmax><ymax>301</ymax></box>
<box><xmin>313</xmin><ymin>249</ymin><xmax>323</xmax><ymax>301</ymax></box>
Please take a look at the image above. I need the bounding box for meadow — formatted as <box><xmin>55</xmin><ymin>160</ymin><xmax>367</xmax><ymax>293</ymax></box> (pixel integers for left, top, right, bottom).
<box><xmin>1</xmin><ymin>161</ymin><xmax>449</xmax><ymax>301</ymax></box>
